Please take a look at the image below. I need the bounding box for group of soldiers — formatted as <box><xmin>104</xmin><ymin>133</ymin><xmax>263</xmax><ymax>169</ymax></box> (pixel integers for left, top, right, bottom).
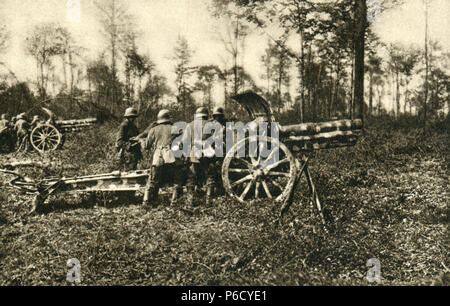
<box><xmin>0</xmin><ymin>113</ymin><xmax>41</xmax><ymax>152</ymax></box>
<box><xmin>115</xmin><ymin>106</ymin><xmax>227</xmax><ymax>208</ymax></box>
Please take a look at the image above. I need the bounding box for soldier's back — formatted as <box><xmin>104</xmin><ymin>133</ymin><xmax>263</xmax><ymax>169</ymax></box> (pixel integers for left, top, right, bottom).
<box><xmin>148</xmin><ymin>123</ymin><xmax>173</xmax><ymax>148</ymax></box>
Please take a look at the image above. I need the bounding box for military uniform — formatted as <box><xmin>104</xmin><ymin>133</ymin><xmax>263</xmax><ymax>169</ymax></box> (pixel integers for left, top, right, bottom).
<box><xmin>209</xmin><ymin>107</ymin><xmax>228</xmax><ymax>197</ymax></box>
<box><xmin>0</xmin><ymin>114</ymin><xmax>14</xmax><ymax>152</ymax></box>
<box><xmin>183</xmin><ymin>107</ymin><xmax>217</xmax><ymax>206</ymax></box>
<box><xmin>116</xmin><ymin>108</ymin><xmax>141</xmax><ymax>171</ymax></box>
<box><xmin>142</xmin><ymin>109</ymin><xmax>182</xmax><ymax>207</ymax></box>
<box><xmin>15</xmin><ymin>114</ymin><xmax>30</xmax><ymax>152</ymax></box>
<box><xmin>0</xmin><ymin>114</ymin><xmax>8</xmax><ymax>129</ymax></box>
<box><xmin>30</xmin><ymin>115</ymin><xmax>40</xmax><ymax>130</ymax></box>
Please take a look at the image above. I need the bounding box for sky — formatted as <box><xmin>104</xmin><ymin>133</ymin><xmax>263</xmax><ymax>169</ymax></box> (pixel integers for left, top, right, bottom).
<box><xmin>0</xmin><ymin>0</ymin><xmax>449</xmax><ymax>109</ymax></box>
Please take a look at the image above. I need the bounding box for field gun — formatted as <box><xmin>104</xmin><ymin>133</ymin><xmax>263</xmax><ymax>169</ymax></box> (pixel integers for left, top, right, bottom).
<box><xmin>29</xmin><ymin>107</ymin><xmax>97</xmax><ymax>153</ymax></box>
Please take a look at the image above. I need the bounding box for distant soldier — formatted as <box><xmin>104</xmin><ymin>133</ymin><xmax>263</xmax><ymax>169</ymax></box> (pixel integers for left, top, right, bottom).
<box><xmin>183</xmin><ymin>107</ymin><xmax>216</xmax><ymax>206</ymax></box>
<box><xmin>15</xmin><ymin>113</ymin><xmax>31</xmax><ymax>152</ymax></box>
<box><xmin>0</xmin><ymin>114</ymin><xmax>9</xmax><ymax>129</ymax></box>
<box><xmin>10</xmin><ymin>116</ymin><xmax>16</xmax><ymax>129</ymax></box>
<box><xmin>30</xmin><ymin>115</ymin><xmax>40</xmax><ymax>130</ymax></box>
<box><xmin>142</xmin><ymin>109</ymin><xmax>182</xmax><ymax>207</ymax></box>
<box><xmin>42</xmin><ymin>107</ymin><xmax>57</xmax><ymax>126</ymax></box>
<box><xmin>116</xmin><ymin>107</ymin><xmax>141</xmax><ymax>171</ymax></box>
<box><xmin>0</xmin><ymin>114</ymin><xmax>12</xmax><ymax>152</ymax></box>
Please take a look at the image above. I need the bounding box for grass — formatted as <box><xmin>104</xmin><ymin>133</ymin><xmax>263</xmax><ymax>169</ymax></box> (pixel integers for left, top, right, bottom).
<box><xmin>0</xmin><ymin>118</ymin><xmax>448</xmax><ymax>285</ymax></box>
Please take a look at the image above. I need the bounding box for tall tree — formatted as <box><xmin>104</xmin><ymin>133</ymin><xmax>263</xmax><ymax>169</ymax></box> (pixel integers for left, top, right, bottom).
<box><xmin>399</xmin><ymin>48</ymin><xmax>420</xmax><ymax>114</ymax></box>
<box><xmin>353</xmin><ymin>0</ymin><xmax>367</xmax><ymax>122</ymax></box>
<box><xmin>25</xmin><ymin>23</ymin><xmax>65</xmax><ymax>99</ymax></box>
<box><xmin>195</xmin><ymin>65</ymin><xmax>221</xmax><ymax>112</ymax></box>
<box><xmin>172</xmin><ymin>35</ymin><xmax>196</xmax><ymax>119</ymax></box>
<box><xmin>95</xmin><ymin>0</ymin><xmax>130</xmax><ymax>112</ymax></box>
<box><xmin>0</xmin><ymin>24</ymin><xmax>8</xmax><ymax>55</ymax></box>
<box><xmin>365</xmin><ymin>54</ymin><xmax>383</xmax><ymax>117</ymax></box>
<box><xmin>423</xmin><ymin>0</ymin><xmax>429</xmax><ymax>127</ymax></box>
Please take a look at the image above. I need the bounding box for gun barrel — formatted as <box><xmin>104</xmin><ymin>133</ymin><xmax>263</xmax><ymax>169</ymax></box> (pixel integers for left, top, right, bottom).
<box><xmin>279</xmin><ymin>119</ymin><xmax>363</xmax><ymax>151</ymax></box>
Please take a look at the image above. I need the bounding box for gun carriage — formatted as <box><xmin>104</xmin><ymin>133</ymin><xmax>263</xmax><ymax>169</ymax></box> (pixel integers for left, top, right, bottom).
<box><xmin>1</xmin><ymin>92</ymin><xmax>362</xmax><ymax>217</ymax></box>
<box><xmin>29</xmin><ymin>107</ymin><xmax>97</xmax><ymax>153</ymax></box>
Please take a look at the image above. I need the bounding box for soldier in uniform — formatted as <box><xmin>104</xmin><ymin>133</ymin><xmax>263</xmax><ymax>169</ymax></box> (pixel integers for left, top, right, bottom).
<box><xmin>0</xmin><ymin>114</ymin><xmax>8</xmax><ymax>129</ymax></box>
<box><xmin>142</xmin><ymin>109</ymin><xmax>182</xmax><ymax>208</ymax></box>
<box><xmin>15</xmin><ymin>113</ymin><xmax>31</xmax><ymax>152</ymax></box>
<box><xmin>210</xmin><ymin>106</ymin><xmax>228</xmax><ymax>197</ymax></box>
<box><xmin>116</xmin><ymin>107</ymin><xmax>141</xmax><ymax>171</ymax></box>
<box><xmin>30</xmin><ymin>115</ymin><xmax>40</xmax><ymax>130</ymax></box>
<box><xmin>0</xmin><ymin>114</ymin><xmax>12</xmax><ymax>152</ymax></box>
<box><xmin>183</xmin><ymin>107</ymin><xmax>217</xmax><ymax>206</ymax></box>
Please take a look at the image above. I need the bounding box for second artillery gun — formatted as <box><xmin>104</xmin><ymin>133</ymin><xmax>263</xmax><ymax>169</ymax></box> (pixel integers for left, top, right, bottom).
<box><xmin>29</xmin><ymin>107</ymin><xmax>97</xmax><ymax>153</ymax></box>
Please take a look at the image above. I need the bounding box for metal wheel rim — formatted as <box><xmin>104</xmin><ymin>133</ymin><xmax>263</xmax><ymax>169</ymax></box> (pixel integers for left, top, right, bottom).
<box><xmin>222</xmin><ymin>136</ymin><xmax>297</xmax><ymax>204</ymax></box>
<box><xmin>30</xmin><ymin>124</ymin><xmax>61</xmax><ymax>153</ymax></box>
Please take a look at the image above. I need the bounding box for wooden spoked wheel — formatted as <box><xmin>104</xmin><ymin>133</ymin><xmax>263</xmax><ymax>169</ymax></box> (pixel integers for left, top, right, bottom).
<box><xmin>30</xmin><ymin>124</ymin><xmax>62</xmax><ymax>153</ymax></box>
<box><xmin>222</xmin><ymin>136</ymin><xmax>298</xmax><ymax>204</ymax></box>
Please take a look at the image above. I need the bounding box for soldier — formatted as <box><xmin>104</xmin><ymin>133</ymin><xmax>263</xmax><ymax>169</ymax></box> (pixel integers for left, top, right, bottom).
<box><xmin>183</xmin><ymin>106</ymin><xmax>217</xmax><ymax>206</ymax></box>
<box><xmin>15</xmin><ymin>113</ymin><xmax>31</xmax><ymax>152</ymax></box>
<box><xmin>30</xmin><ymin>115</ymin><xmax>40</xmax><ymax>130</ymax></box>
<box><xmin>0</xmin><ymin>114</ymin><xmax>8</xmax><ymax>129</ymax></box>
<box><xmin>10</xmin><ymin>116</ymin><xmax>16</xmax><ymax>129</ymax></box>
<box><xmin>116</xmin><ymin>107</ymin><xmax>141</xmax><ymax>171</ymax></box>
<box><xmin>0</xmin><ymin>114</ymin><xmax>11</xmax><ymax>152</ymax></box>
<box><xmin>210</xmin><ymin>106</ymin><xmax>228</xmax><ymax>197</ymax></box>
<box><xmin>142</xmin><ymin>109</ymin><xmax>182</xmax><ymax>208</ymax></box>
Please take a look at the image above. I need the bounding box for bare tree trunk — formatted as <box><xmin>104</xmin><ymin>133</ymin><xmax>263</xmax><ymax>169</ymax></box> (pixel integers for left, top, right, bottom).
<box><xmin>62</xmin><ymin>55</ymin><xmax>68</xmax><ymax>91</ymax></box>
<box><xmin>423</xmin><ymin>0</ymin><xmax>429</xmax><ymax>127</ymax></box>
<box><xmin>349</xmin><ymin>54</ymin><xmax>354</xmax><ymax>119</ymax></box>
<box><xmin>369</xmin><ymin>71</ymin><xmax>373</xmax><ymax>117</ymax></box>
<box><xmin>300</xmin><ymin>29</ymin><xmax>305</xmax><ymax>122</ymax></box>
<box><xmin>233</xmin><ymin>20</ymin><xmax>239</xmax><ymax>96</ymax></box>
<box><xmin>353</xmin><ymin>0</ymin><xmax>366</xmax><ymax>122</ymax></box>
<box><xmin>40</xmin><ymin>62</ymin><xmax>45</xmax><ymax>98</ymax></box>
<box><xmin>396</xmin><ymin>70</ymin><xmax>400</xmax><ymax>117</ymax></box>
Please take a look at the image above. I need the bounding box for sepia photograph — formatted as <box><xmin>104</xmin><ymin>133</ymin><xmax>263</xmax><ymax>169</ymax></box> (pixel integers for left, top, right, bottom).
<box><xmin>0</xmin><ymin>0</ymin><xmax>448</xmax><ymax>291</ymax></box>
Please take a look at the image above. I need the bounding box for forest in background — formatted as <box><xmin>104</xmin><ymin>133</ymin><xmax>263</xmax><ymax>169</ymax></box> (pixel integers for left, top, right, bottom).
<box><xmin>0</xmin><ymin>0</ymin><xmax>448</xmax><ymax>286</ymax></box>
<box><xmin>0</xmin><ymin>0</ymin><xmax>447</xmax><ymax>128</ymax></box>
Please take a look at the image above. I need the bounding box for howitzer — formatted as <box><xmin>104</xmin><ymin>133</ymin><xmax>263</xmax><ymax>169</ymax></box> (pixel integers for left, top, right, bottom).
<box><xmin>0</xmin><ymin>167</ymin><xmax>151</xmax><ymax>213</ymax></box>
<box><xmin>220</xmin><ymin>91</ymin><xmax>364</xmax><ymax>221</ymax></box>
<box><xmin>29</xmin><ymin>108</ymin><xmax>97</xmax><ymax>153</ymax></box>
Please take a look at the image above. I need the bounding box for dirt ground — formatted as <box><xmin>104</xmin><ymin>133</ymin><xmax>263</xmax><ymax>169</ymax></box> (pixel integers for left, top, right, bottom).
<box><xmin>0</xmin><ymin>118</ymin><xmax>448</xmax><ymax>285</ymax></box>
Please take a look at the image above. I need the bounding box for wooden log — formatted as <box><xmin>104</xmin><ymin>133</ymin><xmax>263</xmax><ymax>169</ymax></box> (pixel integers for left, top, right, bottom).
<box><xmin>285</xmin><ymin>129</ymin><xmax>362</xmax><ymax>142</ymax></box>
<box><xmin>55</xmin><ymin>118</ymin><xmax>97</xmax><ymax>126</ymax></box>
<box><xmin>286</xmin><ymin>135</ymin><xmax>359</xmax><ymax>151</ymax></box>
<box><xmin>279</xmin><ymin>119</ymin><xmax>362</xmax><ymax>136</ymax></box>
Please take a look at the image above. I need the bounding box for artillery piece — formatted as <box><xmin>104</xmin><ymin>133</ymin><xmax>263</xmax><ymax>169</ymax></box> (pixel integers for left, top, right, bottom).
<box><xmin>29</xmin><ymin>107</ymin><xmax>97</xmax><ymax>153</ymax></box>
<box><xmin>1</xmin><ymin>91</ymin><xmax>362</xmax><ymax>218</ymax></box>
<box><xmin>221</xmin><ymin>91</ymin><xmax>362</xmax><ymax>218</ymax></box>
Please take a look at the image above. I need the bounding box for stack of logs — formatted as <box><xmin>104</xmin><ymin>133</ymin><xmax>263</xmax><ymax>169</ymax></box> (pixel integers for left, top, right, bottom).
<box><xmin>279</xmin><ymin>119</ymin><xmax>363</xmax><ymax>151</ymax></box>
<box><xmin>55</xmin><ymin>118</ymin><xmax>97</xmax><ymax>132</ymax></box>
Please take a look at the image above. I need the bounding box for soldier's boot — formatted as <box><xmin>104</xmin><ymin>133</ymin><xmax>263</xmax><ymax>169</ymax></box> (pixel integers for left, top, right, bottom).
<box><xmin>185</xmin><ymin>183</ymin><xmax>196</xmax><ymax>207</ymax></box>
<box><xmin>142</xmin><ymin>187</ymin><xmax>158</xmax><ymax>208</ymax></box>
<box><xmin>205</xmin><ymin>184</ymin><xmax>213</xmax><ymax>207</ymax></box>
<box><xmin>151</xmin><ymin>187</ymin><xmax>160</xmax><ymax>207</ymax></box>
<box><xmin>170</xmin><ymin>185</ymin><xmax>182</xmax><ymax>206</ymax></box>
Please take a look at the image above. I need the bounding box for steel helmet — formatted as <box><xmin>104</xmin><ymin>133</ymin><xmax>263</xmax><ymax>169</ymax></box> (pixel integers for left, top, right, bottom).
<box><xmin>195</xmin><ymin>107</ymin><xmax>209</xmax><ymax>118</ymax></box>
<box><xmin>124</xmin><ymin>107</ymin><xmax>138</xmax><ymax>118</ymax></box>
<box><xmin>156</xmin><ymin>109</ymin><xmax>171</xmax><ymax>124</ymax></box>
<box><xmin>212</xmin><ymin>106</ymin><xmax>225</xmax><ymax>116</ymax></box>
<box><xmin>17</xmin><ymin>113</ymin><xmax>27</xmax><ymax>120</ymax></box>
